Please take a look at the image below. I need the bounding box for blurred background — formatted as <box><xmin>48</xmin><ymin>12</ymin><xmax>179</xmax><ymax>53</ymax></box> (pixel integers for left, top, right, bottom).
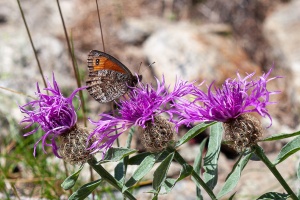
<box><xmin>0</xmin><ymin>0</ymin><xmax>300</xmax><ymax>199</ymax></box>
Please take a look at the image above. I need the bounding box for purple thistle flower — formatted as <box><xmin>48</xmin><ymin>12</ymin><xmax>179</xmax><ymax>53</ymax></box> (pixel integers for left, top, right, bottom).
<box><xmin>175</xmin><ymin>67</ymin><xmax>280</xmax><ymax>127</ymax></box>
<box><xmin>20</xmin><ymin>74</ymin><xmax>86</xmax><ymax>157</ymax></box>
<box><xmin>88</xmin><ymin>76</ymin><xmax>195</xmax><ymax>156</ymax></box>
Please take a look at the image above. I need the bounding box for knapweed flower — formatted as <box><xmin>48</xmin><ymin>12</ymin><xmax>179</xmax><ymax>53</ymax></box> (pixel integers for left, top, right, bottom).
<box><xmin>88</xmin><ymin>76</ymin><xmax>195</xmax><ymax>156</ymax></box>
<box><xmin>175</xmin><ymin>67</ymin><xmax>280</xmax><ymax>151</ymax></box>
<box><xmin>20</xmin><ymin>74</ymin><xmax>93</xmax><ymax>164</ymax></box>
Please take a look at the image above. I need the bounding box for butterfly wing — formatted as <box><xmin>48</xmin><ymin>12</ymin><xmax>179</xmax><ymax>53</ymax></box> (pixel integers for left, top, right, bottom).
<box><xmin>86</xmin><ymin>50</ymin><xmax>135</xmax><ymax>103</ymax></box>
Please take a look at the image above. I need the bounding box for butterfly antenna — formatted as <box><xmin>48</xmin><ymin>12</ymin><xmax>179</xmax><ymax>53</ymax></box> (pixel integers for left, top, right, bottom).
<box><xmin>137</xmin><ymin>62</ymin><xmax>143</xmax><ymax>74</ymax></box>
<box><xmin>138</xmin><ymin>61</ymin><xmax>155</xmax><ymax>73</ymax></box>
<box><xmin>95</xmin><ymin>0</ymin><xmax>106</xmax><ymax>52</ymax></box>
<box><xmin>148</xmin><ymin>62</ymin><xmax>155</xmax><ymax>68</ymax></box>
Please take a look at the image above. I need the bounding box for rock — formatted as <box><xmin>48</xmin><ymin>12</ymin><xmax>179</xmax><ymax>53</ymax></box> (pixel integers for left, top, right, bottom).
<box><xmin>263</xmin><ymin>0</ymin><xmax>300</xmax><ymax>105</ymax></box>
<box><xmin>143</xmin><ymin>22</ymin><xmax>261</xmax><ymax>87</ymax></box>
<box><xmin>117</xmin><ymin>17</ymin><xmax>168</xmax><ymax>44</ymax></box>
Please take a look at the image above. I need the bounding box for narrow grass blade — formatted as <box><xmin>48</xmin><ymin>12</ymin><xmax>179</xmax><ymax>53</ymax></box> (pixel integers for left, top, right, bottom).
<box><xmin>61</xmin><ymin>164</ymin><xmax>84</xmax><ymax>190</ymax></box>
<box><xmin>70</xmin><ymin>34</ymin><xmax>87</xmax><ymax>126</ymax></box>
<box><xmin>273</xmin><ymin>135</ymin><xmax>300</xmax><ymax>165</ymax></box>
<box><xmin>203</xmin><ymin>123</ymin><xmax>222</xmax><ymax>190</ymax></box>
<box><xmin>176</xmin><ymin>122</ymin><xmax>216</xmax><ymax>148</ymax></box>
<box><xmin>16</xmin><ymin>0</ymin><xmax>47</xmax><ymax>89</ymax></box>
<box><xmin>68</xmin><ymin>179</ymin><xmax>102</xmax><ymax>200</ymax></box>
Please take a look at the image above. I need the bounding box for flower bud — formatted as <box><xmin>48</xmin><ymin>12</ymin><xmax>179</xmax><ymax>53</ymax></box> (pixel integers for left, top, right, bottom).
<box><xmin>139</xmin><ymin>116</ymin><xmax>175</xmax><ymax>152</ymax></box>
<box><xmin>59</xmin><ymin>125</ymin><xmax>95</xmax><ymax>165</ymax></box>
<box><xmin>223</xmin><ymin>114</ymin><xmax>262</xmax><ymax>152</ymax></box>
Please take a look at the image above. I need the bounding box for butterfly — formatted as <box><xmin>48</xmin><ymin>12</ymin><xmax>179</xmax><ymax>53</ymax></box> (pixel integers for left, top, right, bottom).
<box><xmin>86</xmin><ymin>50</ymin><xmax>142</xmax><ymax>103</ymax></box>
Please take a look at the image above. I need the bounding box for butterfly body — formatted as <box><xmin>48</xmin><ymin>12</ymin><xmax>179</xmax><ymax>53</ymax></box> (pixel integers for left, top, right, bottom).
<box><xmin>86</xmin><ymin>50</ymin><xmax>141</xmax><ymax>103</ymax></box>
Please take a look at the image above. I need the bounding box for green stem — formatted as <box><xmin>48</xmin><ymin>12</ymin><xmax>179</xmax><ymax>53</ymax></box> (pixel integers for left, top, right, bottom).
<box><xmin>254</xmin><ymin>145</ymin><xmax>298</xmax><ymax>200</ymax></box>
<box><xmin>173</xmin><ymin>151</ymin><xmax>217</xmax><ymax>200</ymax></box>
<box><xmin>87</xmin><ymin>157</ymin><xmax>136</xmax><ymax>200</ymax></box>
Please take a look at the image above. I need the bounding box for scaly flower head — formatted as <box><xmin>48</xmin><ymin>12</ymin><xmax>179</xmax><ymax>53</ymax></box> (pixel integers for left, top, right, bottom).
<box><xmin>20</xmin><ymin>74</ymin><xmax>85</xmax><ymax>157</ymax></box>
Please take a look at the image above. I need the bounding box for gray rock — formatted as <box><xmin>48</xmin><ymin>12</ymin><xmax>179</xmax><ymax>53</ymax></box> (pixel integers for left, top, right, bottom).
<box><xmin>143</xmin><ymin>22</ymin><xmax>261</xmax><ymax>87</ymax></box>
<box><xmin>263</xmin><ymin>0</ymin><xmax>300</xmax><ymax>104</ymax></box>
<box><xmin>117</xmin><ymin>17</ymin><xmax>168</xmax><ymax>44</ymax></box>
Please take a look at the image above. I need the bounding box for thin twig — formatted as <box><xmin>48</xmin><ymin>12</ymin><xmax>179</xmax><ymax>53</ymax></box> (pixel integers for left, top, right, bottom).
<box><xmin>16</xmin><ymin>0</ymin><xmax>47</xmax><ymax>91</ymax></box>
<box><xmin>0</xmin><ymin>86</ymin><xmax>36</xmax><ymax>100</ymax></box>
<box><xmin>70</xmin><ymin>34</ymin><xmax>88</xmax><ymax>127</ymax></box>
<box><xmin>96</xmin><ymin>0</ymin><xmax>120</xmax><ymax>148</ymax></box>
<box><xmin>56</xmin><ymin>1</ymin><xmax>91</xmax><ymax>196</ymax></box>
<box><xmin>63</xmin><ymin>160</ymin><xmax>72</xmax><ymax>195</ymax></box>
<box><xmin>95</xmin><ymin>0</ymin><xmax>106</xmax><ymax>52</ymax></box>
<box><xmin>56</xmin><ymin>0</ymin><xmax>87</xmax><ymax>127</ymax></box>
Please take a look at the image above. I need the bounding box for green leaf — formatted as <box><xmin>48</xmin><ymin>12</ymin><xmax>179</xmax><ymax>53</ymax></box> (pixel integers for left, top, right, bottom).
<box><xmin>61</xmin><ymin>165</ymin><xmax>84</xmax><ymax>190</ymax></box>
<box><xmin>126</xmin><ymin>127</ymin><xmax>135</xmax><ymax>148</ymax></box>
<box><xmin>87</xmin><ymin>158</ymin><xmax>136</xmax><ymax>200</ymax></box>
<box><xmin>128</xmin><ymin>152</ymin><xmax>152</xmax><ymax>165</ymax></box>
<box><xmin>128</xmin><ymin>151</ymin><xmax>169</xmax><ymax>165</ymax></box>
<box><xmin>153</xmin><ymin>152</ymin><xmax>175</xmax><ymax>191</ymax></box>
<box><xmin>161</xmin><ymin>163</ymin><xmax>193</xmax><ymax>194</ymax></box>
<box><xmin>203</xmin><ymin>122</ymin><xmax>222</xmax><ymax>190</ymax></box>
<box><xmin>175</xmin><ymin>122</ymin><xmax>216</xmax><ymax>148</ymax></box>
<box><xmin>123</xmin><ymin>153</ymin><xmax>157</xmax><ymax>192</ymax></box>
<box><xmin>273</xmin><ymin>135</ymin><xmax>300</xmax><ymax>165</ymax></box>
<box><xmin>114</xmin><ymin>162</ymin><xmax>124</xmax><ymax>181</ymax></box>
<box><xmin>194</xmin><ymin>138</ymin><xmax>208</xmax><ymax>172</ymax></box>
<box><xmin>193</xmin><ymin>138</ymin><xmax>208</xmax><ymax>200</ymax></box>
<box><xmin>120</xmin><ymin>128</ymin><xmax>135</xmax><ymax>182</ymax></box>
<box><xmin>257</xmin><ymin>192</ymin><xmax>289</xmax><ymax>199</ymax></box>
<box><xmin>68</xmin><ymin>179</ymin><xmax>102</xmax><ymax>200</ymax></box>
<box><xmin>217</xmin><ymin>150</ymin><xmax>253</xmax><ymax>198</ymax></box>
<box><xmin>162</xmin><ymin>178</ymin><xmax>176</xmax><ymax>193</ymax></box>
<box><xmin>262</xmin><ymin>130</ymin><xmax>300</xmax><ymax>141</ymax></box>
<box><xmin>98</xmin><ymin>147</ymin><xmax>137</xmax><ymax>164</ymax></box>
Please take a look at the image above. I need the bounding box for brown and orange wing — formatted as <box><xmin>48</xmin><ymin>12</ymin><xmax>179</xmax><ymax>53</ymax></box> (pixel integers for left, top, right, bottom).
<box><xmin>86</xmin><ymin>50</ymin><xmax>135</xmax><ymax>103</ymax></box>
<box><xmin>87</xmin><ymin>50</ymin><xmax>131</xmax><ymax>75</ymax></box>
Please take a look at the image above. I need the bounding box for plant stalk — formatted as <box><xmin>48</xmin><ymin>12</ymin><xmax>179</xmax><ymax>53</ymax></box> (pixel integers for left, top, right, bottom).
<box><xmin>173</xmin><ymin>151</ymin><xmax>217</xmax><ymax>200</ymax></box>
<box><xmin>87</xmin><ymin>157</ymin><xmax>136</xmax><ymax>200</ymax></box>
<box><xmin>254</xmin><ymin>145</ymin><xmax>298</xmax><ymax>200</ymax></box>
<box><xmin>16</xmin><ymin>0</ymin><xmax>47</xmax><ymax>91</ymax></box>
